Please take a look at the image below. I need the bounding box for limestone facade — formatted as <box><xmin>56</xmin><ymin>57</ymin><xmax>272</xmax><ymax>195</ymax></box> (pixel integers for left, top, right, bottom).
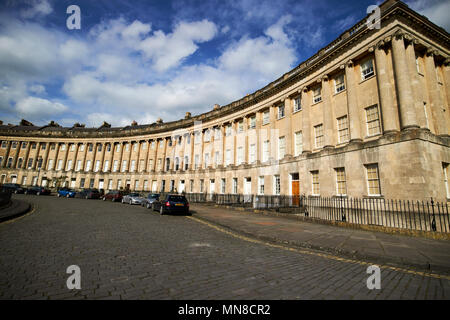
<box><xmin>0</xmin><ymin>0</ymin><xmax>449</xmax><ymax>201</ymax></box>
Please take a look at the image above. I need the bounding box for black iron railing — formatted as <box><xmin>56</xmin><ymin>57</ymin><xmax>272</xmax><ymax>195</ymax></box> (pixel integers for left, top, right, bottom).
<box><xmin>177</xmin><ymin>193</ymin><xmax>449</xmax><ymax>233</ymax></box>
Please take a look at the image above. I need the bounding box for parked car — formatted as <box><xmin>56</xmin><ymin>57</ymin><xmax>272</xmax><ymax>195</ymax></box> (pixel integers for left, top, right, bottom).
<box><xmin>122</xmin><ymin>193</ymin><xmax>145</xmax><ymax>205</ymax></box>
<box><xmin>75</xmin><ymin>188</ymin><xmax>101</xmax><ymax>199</ymax></box>
<box><xmin>25</xmin><ymin>186</ymin><xmax>51</xmax><ymax>195</ymax></box>
<box><xmin>102</xmin><ymin>190</ymin><xmax>126</xmax><ymax>202</ymax></box>
<box><xmin>1</xmin><ymin>183</ymin><xmax>26</xmax><ymax>194</ymax></box>
<box><xmin>141</xmin><ymin>193</ymin><xmax>160</xmax><ymax>209</ymax></box>
<box><xmin>57</xmin><ymin>187</ymin><xmax>76</xmax><ymax>198</ymax></box>
<box><xmin>152</xmin><ymin>194</ymin><xmax>189</xmax><ymax>215</ymax></box>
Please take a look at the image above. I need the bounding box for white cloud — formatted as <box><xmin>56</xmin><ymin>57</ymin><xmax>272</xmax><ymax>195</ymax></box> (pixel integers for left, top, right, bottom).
<box><xmin>138</xmin><ymin>19</ymin><xmax>218</xmax><ymax>72</ymax></box>
<box><xmin>20</xmin><ymin>0</ymin><xmax>52</xmax><ymax>19</ymax></box>
<box><xmin>59</xmin><ymin>39</ymin><xmax>90</xmax><ymax>63</ymax></box>
<box><xmin>121</xmin><ymin>20</ymin><xmax>152</xmax><ymax>39</ymax></box>
<box><xmin>15</xmin><ymin>96</ymin><xmax>68</xmax><ymax>118</ymax></box>
<box><xmin>1</xmin><ymin>7</ymin><xmax>298</xmax><ymax>127</ymax></box>
<box><xmin>406</xmin><ymin>0</ymin><xmax>450</xmax><ymax>31</ymax></box>
<box><xmin>28</xmin><ymin>84</ymin><xmax>46</xmax><ymax>95</ymax></box>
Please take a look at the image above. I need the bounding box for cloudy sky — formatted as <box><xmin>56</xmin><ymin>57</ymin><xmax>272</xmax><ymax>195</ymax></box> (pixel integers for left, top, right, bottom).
<box><xmin>0</xmin><ymin>0</ymin><xmax>448</xmax><ymax>128</ymax></box>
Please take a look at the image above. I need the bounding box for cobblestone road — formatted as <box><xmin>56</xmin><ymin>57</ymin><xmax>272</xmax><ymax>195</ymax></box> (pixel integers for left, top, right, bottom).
<box><xmin>0</xmin><ymin>195</ymin><xmax>448</xmax><ymax>300</ymax></box>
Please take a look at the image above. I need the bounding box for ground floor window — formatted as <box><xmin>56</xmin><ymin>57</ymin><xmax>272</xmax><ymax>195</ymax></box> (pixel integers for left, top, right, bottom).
<box><xmin>365</xmin><ymin>164</ymin><xmax>381</xmax><ymax>196</ymax></box>
<box><xmin>311</xmin><ymin>171</ymin><xmax>319</xmax><ymax>195</ymax></box>
<box><xmin>443</xmin><ymin>163</ymin><xmax>449</xmax><ymax>198</ymax></box>
<box><xmin>274</xmin><ymin>175</ymin><xmax>281</xmax><ymax>195</ymax></box>
<box><xmin>335</xmin><ymin>168</ymin><xmax>347</xmax><ymax>196</ymax></box>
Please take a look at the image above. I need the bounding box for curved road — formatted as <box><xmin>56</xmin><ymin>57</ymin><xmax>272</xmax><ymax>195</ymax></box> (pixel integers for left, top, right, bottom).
<box><xmin>0</xmin><ymin>194</ymin><xmax>448</xmax><ymax>300</ymax></box>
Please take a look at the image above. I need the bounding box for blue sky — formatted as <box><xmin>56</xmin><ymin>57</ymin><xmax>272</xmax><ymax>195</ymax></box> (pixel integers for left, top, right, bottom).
<box><xmin>0</xmin><ymin>0</ymin><xmax>448</xmax><ymax>127</ymax></box>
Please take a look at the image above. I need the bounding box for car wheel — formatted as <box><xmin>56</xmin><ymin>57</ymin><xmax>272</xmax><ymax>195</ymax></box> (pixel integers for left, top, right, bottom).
<box><xmin>146</xmin><ymin>203</ymin><xmax>151</xmax><ymax>209</ymax></box>
<box><xmin>85</xmin><ymin>195</ymin><xmax>88</xmax><ymax>199</ymax></box>
<box><xmin>129</xmin><ymin>200</ymin><xmax>132</xmax><ymax>205</ymax></box>
<box><xmin>57</xmin><ymin>193</ymin><xmax>61</xmax><ymax>197</ymax></box>
<box><xmin>14</xmin><ymin>190</ymin><xmax>18</xmax><ymax>194</ymax></box>
<box><xmin>66</xmin><ymin>194</ymin><xmax>70</xmax><ymax>198</ymax></box>
<box><xmin>37</xmin><ymin>191</ymin><xmax>41</xmax><ymax>196</ymax></box>
<box><xmin>102</xmin><ymin>197</ymin><xmax>106</xmax><ymax>201</ymax></box>
<box><xmin>112</xmin><ymin>198</ymin><xmax>115</xmax><ymax>202</ymax></box>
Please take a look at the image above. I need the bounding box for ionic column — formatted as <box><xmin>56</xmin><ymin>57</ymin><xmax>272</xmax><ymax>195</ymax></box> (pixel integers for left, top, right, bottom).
<box><xmin>72</xmin><ymin>143</ymin><xmax>80</xmax><ymax>171</ymax></box>
<box><xmin>221</xmin><ymin>125</ymin><xmax>226</xmax><ymax>166</ymax></box>
<box><xmin>98</xmin><ymin>143</ymin><xmax>106</xmax><ymax>172</ymax></box>
<box><xmin>344</xmin><ymin>61</ymin><xmax>363</xmax><ymax>140</ymax></box>
<box><xmin>443</xmin><ymin>58</ymin><xmax>450</xmax><ymax>108</ymax></box>
<box><xmin>154</xmin><ymin>139</ymin><xmax>160</xmax><ymax>171</ymax></box>
<box><xmin>2</xmin><ymin>141</ymin><xmax>11</xmax><ymax>168</ymax></box>
<box><xmin>22</xmin><ymin>142</ymin><xmax>32</xmax><ymax>169</ymax></box>
<box><xmin>301</xmin><ymin>88</ymin><xmax>312</xmax><ymax>153</ymax></box>
<box><xmin>404</xmin><ymin>36</ymin><xmax>427</xmax><ymax>129</ymax></box>
<box><xmin>54</xmin><ymin>143</ymin><xmax>61</xmax><ymax>170</ymax></box>
<box><xmin>126</xmin><ymin>142</ymin><xmax>133</xmax><ymax>172</ymax></box>
<box><xmin>62</xmin><ymin>144</ymin><xmax>69</xmax><ymax>171</ymax></box>
<box><xmin>256</xmin><ymin>115</ymin><xmax>261</xmax><ymax>162</ymax></box>
<box><xmin>40</xmin><ymin>143</ymin><xmax>50</xmax><ymax>170</ymax></box>
<box><xmin>190</xmin><ymin>133</ymin><xmax>195</xmax><ymax>170</ymax></box>
<box><xmin>162</xmin><ymin>138</ymin><xmax>168</xmax><ymax>172</ymax></box>
<box><xmin>391</xmin><ymin>31</ymin><xmax>419</xmax><ymax>129</ymax></box>
<box><xmin>284</xmin><ymin>97</ymin><xmax>293</xmax><ymax>156</ymax></box>
<box><xmin>82</xmin><ymin>143</ymin><xmax>88</xmax><ymax>172</ymax></box>
<box><xmin>321</xmin><ymin>76</ymin><xmax>334</xmax><ymax>148</ymax></box>
<box><xmin>143</xmin><ymin>140</ymin><xmax>150</xmax><ymax>172</ymax></box>
<box><xmin>12</xmin><ymin>141</ymin><xmax>20</xmax><ymax>169</ymax></box>
<box><xmin>105</xmin><ymin>143</ymin><xmax>114</xmax><ymax>172</ymax></box>
<box><xmin>117</xmin><ymin>142</ymin><xmax>124</xmax><ymax>172</ymax></box>
<box><xmin>424</xmin><ymin>49</ymin><xmax>448</xmax><ymax>136</ymax></box>
<box><xmin>32</xmin><ymin>142</ymin><xmax>41</xmax><ymax>170</ymax></box>
<box><xmin>373</xmin><ymin>40</ymin><xmax>399</xmax><ymax>133</ymax></box>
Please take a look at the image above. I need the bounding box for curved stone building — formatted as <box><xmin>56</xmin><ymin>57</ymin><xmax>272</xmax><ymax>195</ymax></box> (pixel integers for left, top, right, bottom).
<box><xmin>0</xmin><ymin>0</ymin><xmax>449</xmax><ymax>201</ymax></box>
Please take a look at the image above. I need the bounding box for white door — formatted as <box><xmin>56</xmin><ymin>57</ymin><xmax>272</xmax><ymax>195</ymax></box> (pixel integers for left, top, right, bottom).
<box><xmin>152</xmin><ymin>180</ymin><xmax>157</xmax><ymax>192</ymax></box>
<box><xmin>244</xmin><ymin>178</ymin><xmax>252</xmax><ymax>203</ymax></box>
<box><xmin>70</xmin><ymin>179</ymin><xmax>76</xmax><ymax>188</ymax></box>
<box><xmin>178</xmin><ymin>180</ymin><xmax>185</xmax><ymax>194</ymax></box>
<box><xmin>98</xmin><ymin>179</ymin><xmax>104</xmax><ymax>190</ymax></box>
<box><xmin>244</xmin><ymin>178</ymin><xmax>251</xmax><ymax>195</ymax></box>
<box><xmin>209</xmin><ymin>179</ymin><xmax>215</xmax><ymax>201</ymax></box>
<box><xmin>11</xmin><ymin>175</ymin><xmax>17</xmax><ymax>183</ymax></box>
<box><xmin>42</xmin><ymin>179</ymin><xmax>48</xmax><ymax>187</ymax></box>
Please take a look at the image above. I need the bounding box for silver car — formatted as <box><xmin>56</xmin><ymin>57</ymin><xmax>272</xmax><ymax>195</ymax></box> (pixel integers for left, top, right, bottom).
<box><xmin>141</xmin><ymin>193</ymin><xmax>160</xmax><ymax>209</ymax></box>
<box><xmin>122</xmin><ymin>193</ymin><xmax>144</xmax><ymax>205</ymax></box>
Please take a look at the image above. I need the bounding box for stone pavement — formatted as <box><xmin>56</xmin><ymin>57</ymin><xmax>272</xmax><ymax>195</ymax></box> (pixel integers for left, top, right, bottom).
<box><xmin>0</xmin><ymin>199</ymin><xmax>31</xmax><ymax>223</ymax></box>
<box><xmin>190</xmin><ymin>204</ymin><xmax>450</xmax><ymax>275</ymax></box>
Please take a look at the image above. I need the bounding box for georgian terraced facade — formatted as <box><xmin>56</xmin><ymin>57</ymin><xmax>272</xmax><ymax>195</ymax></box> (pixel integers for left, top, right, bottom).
<box><xmin>0</xmin><ymin>0</ymin><xmax>449</xmax><ymax>201</ymax></box>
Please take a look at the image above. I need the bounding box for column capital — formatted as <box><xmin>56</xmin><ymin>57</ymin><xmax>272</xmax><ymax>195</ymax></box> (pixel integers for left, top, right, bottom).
<box><xmin>426</xmin><ymin>47</ymin><xmax>438</xmax><ymax>57</ymax></box>
<box><xmin>444</xmin><ymin>58</ymin><xmax>450</xmax><ymax>66</ymax></box>
<box><xmin>376</xmin><ymin>40</ymin><xmax>385</xmax><ymax>50</ymax></box>
<box><xmin>393</xmin><ymin>30</ymin><xmax>404</xmax><ymax>40</ymax></box>
<box><xmin>384</xmin><ymin>35</ymin><xmax>392</xmax><ymax>43</ymax></box>
<box><xmin>368</xmin><ymin>45</ymin><xmax>375</xmax><ymax>53</ymax></box>
<box><xmin>346</xmin><ymin>59</ymin><xmax>354</xmax><ymax>68</ymax></box>
<box><xmin>321</xmin><ymin>74</ymin><xmax>329</xmax><ymax>82</ymax></box>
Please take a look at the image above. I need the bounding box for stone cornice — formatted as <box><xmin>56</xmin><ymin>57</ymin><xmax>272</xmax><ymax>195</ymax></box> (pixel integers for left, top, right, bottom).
<box><xmin>1</xmin><ymin>0</ymin><xmax>449</xmax><ymax>140</ymax></box>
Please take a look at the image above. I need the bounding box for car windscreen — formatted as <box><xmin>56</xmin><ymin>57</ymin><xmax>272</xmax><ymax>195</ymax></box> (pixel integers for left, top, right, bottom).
<box><xmin>130</xmin><ymin>193</ymin><xmax>140</xmax><ymax>197</ymax></box>
<box><xmin>167</xmin><ymin>195</ymin><xmax>186</xmax><ymax>202</ymax></box>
